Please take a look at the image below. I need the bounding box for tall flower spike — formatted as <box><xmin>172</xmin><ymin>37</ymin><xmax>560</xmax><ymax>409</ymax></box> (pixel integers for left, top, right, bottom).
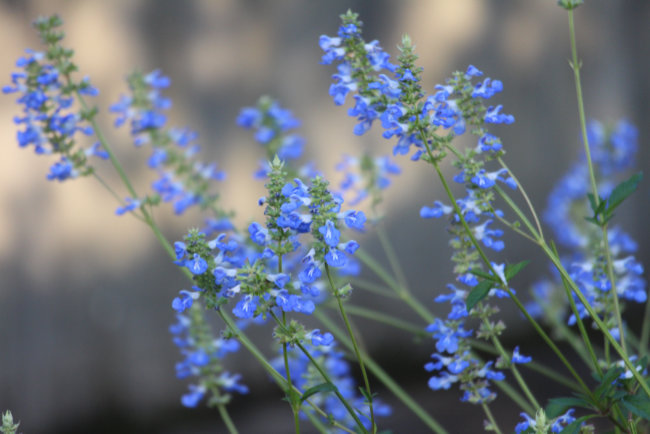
<box><xmin>533</xmin><ymin>120</ymin><xmax>646</xmax><ymax>333</ymax></box>
<box><xmin>4</xmin><ymin>15</ymin><xmax>103</xmax><ymax>182</ymax></box>
<box><xmin>111</xmin><ymin>70</ymin><xmax>226</xmax><ymax>216</ymax></box>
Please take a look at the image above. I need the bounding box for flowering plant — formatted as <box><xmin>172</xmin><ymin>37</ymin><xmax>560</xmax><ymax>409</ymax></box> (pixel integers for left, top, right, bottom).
<box><xmin>3</xmin><ymin>2</ymin><xmax>650</xmax><ymax>433</ymax></box>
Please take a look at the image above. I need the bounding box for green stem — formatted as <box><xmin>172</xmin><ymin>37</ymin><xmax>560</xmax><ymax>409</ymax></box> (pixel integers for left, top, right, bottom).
<box><xmin>216</xmin><ymin>402</ymin><xmax>239</xmax><ymax>434</ymax></box>
<box><xmin>324</xmin><ymin>265</ymin><xmax>376</xmax><ymax>433</ymax></box>
<box><xmin>567</xmin><ymin>9</ymin><xmax>627</xmax><ymax>357</ymax></box>
<box><xmin>314</xmin><ymin>311</ymin><xmax>449</xmax><ymax>434</ymax></box>
<box><xmin>480</xmin><ymin>315</ymin><xmax>540</xmax><ymax>410</ymax></box>
<box><xmin>355</xmin><ymin>249</ymin><xmax>435</xmax><ymax>323</ymax></box>
<box><xmin>75</xmin><ymin>91</ymin><xmax>139</xmax><ymax>198</ymax></box>
<box><xmin>481</xmin><ymin>402</ymin><xmax>504</xmax><ymax>434</ymax></box>
<box><xmin>293</xmin><ymin>340</ymin><xmax>368</xmax><ymax>434</ymax></box>
<box><xmin>639</xmin><ymin>295</ymin><xmax>650</xmax><ymax>360</ymax></box>
<box><xmin>550</xmin><ymin>242</ymin><xmax>603</xmax><ymax>376</ymax></box>
<box><xmin>376</xmin><ymin>224</ymin><xmax>409</xmax><ymax>291</ymax></box>
<box><xmin>349</xmin><ymin>278</ymin><xmax>400</xmax><ymax>299</ymax></box>
<box><xmin>220</xmin><ymin>311</ymin><xmax>356</xmax><ymax>434</ymax></box>
<box><xmin>332</xmin><ymin>303</ymin><xmax>428</xmax><ymax>338</ymax></box>
<box><xmin>493</xmin><ymin>185</ymin><xmax>541</xmax><ymax>241</ymax></box>
<box><xmin>497</xmin><ymin>157</ymin><xmax>544</xmax><ymax>240</ymax></box>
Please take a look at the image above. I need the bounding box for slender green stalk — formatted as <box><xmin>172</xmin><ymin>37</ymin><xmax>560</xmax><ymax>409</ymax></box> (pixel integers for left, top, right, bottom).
<box><xmin>349</xmin><ymin>277</ymin><xmax>401</xmax><ymax>299</ymax></box>
<box><xmin>493</xmin><ymin>185</ymin><xmax>541</xmax><ymax>241</ymax></box>
<box><xmin>542</xmin><ymin>303</ymin><xmax>595</xmax><ymax>369</ymax></box>
<box><xmin>331</xmin><ymin>303</ymin><xmax>428</xmax><ymax>337</ymax></box>
<box><xmin>220</xmin><ymin>311</ymin><xmax>356</xmax><ymax>434</ymax></box>
<box><xmin>639</xmin><ymin>296</ymin><xmax>650</xmax><ymax>360</ymax></box>
<box><xmin>551</xmin><ymin>242</ymin><xmax>603</xmax><ymax>376</ymax></box>
<box><xmin>567</xmin><ymin>9</ymin><xmax>627</xmax><ymax>357</ymax></box>
<box><xmin>481</xmin><ymin>403</ymin><xmax>504</xmax><ymax>434</ymax></box>
<box><xmin>478</xmin><ymin>314</ymin><xmax>540</xmax><ymax>410</ymax></box>
<box><xmin>324</xmin><ymin>265</ymin><xmax>376</xmax><ymax>433</ymax></box>
<box><xmin>279</xmin><ymin>254</ymin><xmax>300</xmax><ymax>434</ymax></box>
<box><xmin>497</xmin><ymin>157</ymin><xmax>544</xmax><ymax>239</ymax></box>
<box><xmin>92</xmin><ymin>172</ymin><xmax>125</xmax><ymax>205</ymax></box>
<box><xmin>332</xmin><ymin>304</ymin><xmax>539</xmax><ymax>415</ymax></box>
<box><xmin>494</xmin><ymin>214</ymin><xmax>538</xmax><ymax>243</ymax></box>
<box><xmin>294</xmin><ymin>340</ymin><xmax>368</xmax><ymax>434</ymax></box>
<box><xmin>75</xmin><ymin>91</ymin><xmax>139</xmax><ymax>198</ymax></box>
<box><xmin>490</xmin><ymin>375</ymin><xmax>536</xmax><ymax>416</ymax></box>
<box><xmin>292</xmin><ymin>399</ymin><xmax>301</xmax><ymax>434</ymax></box>
<box><xmin>315</xmin><ymin>311</ymin><xmax>449</xmax><ymax>434</ymax></box>
<box><xmin>216</xmin><ymin>402</ymin><xmax>239</xmax><ymax>434</ymax></box>
<box><xmin>304</xmin><ymin>410</ymin><xmax>330</xmax><ymax>434</ymax></box>
<box><xmin>355</xmin><ymin>249</ymin><xmax>435</xmax><ymax>323</ymax></box>
<box><xmin>376</xmin><ymin>224</ymin><xmax>409</xmax><ymax>290</ymax></box>
<box><xmin>268</xmin><ymin>311</ymin><xmax>367</xmax><ymax>433</ymax></box>
<box><xmin>355</xmin><ymin>249</ymin><xmax>400</xmax><ymax>291</ymax></box>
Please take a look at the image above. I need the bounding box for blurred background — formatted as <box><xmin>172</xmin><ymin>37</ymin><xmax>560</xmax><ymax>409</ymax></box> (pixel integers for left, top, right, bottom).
<box><xmin>1</xmin><ymin>0</ymin><xmax>649</xmax><ymax>432</ymax></box>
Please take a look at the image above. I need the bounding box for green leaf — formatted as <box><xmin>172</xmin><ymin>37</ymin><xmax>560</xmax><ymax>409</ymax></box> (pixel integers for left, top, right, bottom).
<box><xmin>505</xmin><ymin>260</ymin><xmax>530</xmax><ymax>281</ymax></box>
<box><xmin>466</xmin><ymin>280</ymin><xmax>493</xmax><ymax>311</ymax></box>
<box><xmin>546</xmin><ymin>396</ymin><xmax>592</xmax><ymax>418</ymax></box>
<box><xmin>300</xmin><ymin>382</ymin><xmax>337</xmax><ymax>404</ymax></box>
<box><xmin>621</xmin><ymin>394</ymin><xmax>650</xmax><ymax>421</ymax></box>
<box><xmin>358</xmin><ymin>387</ymin><xmax>376</xmax><ymax>404</ymax></box>
<box><xmin>468</xmin><ymin>268</ymin><xmax>498</xmax><ymax>282</ymax></box>
<box><xmin>593</xmin><ymin>366</ymin><xmax>624</xmax><ymax>400</ymax></box>
<box><xmin>604</xmin><ymin>172</ymin><xmax>643</xmax><ymax>219</ymax></box>
<box><xmin>561</xmin><ymin>415</ymin><xmax>597</xmax><ymax>434</ymax></box>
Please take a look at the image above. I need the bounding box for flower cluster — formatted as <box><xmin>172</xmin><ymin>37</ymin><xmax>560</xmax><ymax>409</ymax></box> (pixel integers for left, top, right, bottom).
<box><xmin>170</xmin><ymin>306</ymin><xmax>247</xmax><ymax>408</ymax></box>
<box><xmin>534</xmin><ymin>120</ymin><xmax>646</xmax><ymax>329</ymax></box>
<box><xmin>321</xmin><ymin>11</ymin><xmax>525</xmax><ymax>405</ymax></box>
<box><xmin>110</xmin><ymin>70</ymin><xmax>226</xmax><ymax>216</ymax></box>
<box><xmin>171</xmin><ymin>159</ymin><xmax>365</xmax><ymax>321</ymax></box>
<box><xmin>515</xmin><ymin>408</ymin><xmax>576</xmax><ymax>433</ymax></box>
<box><xmin>3</xmin><ymin>15</ymin><xmax>104</xmax><ymax>182</ymax></box>
<box><xmin>272</xmin><ymin>341</ymin><xmax>391</xmax><ymax>431</ymax></box>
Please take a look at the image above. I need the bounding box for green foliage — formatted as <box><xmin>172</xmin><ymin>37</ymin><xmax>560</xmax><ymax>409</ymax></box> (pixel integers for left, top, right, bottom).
<box><xmin>585</xmin><ymin>172</ymin><xmax>643</xmax><ymax>226</ymax></box>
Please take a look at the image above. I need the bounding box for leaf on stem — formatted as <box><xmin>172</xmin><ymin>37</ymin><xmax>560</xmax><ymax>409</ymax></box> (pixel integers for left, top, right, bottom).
<box><xmin>585</xmin><ymin>172</ymin><xmax>643</xmax><ymax>226</ymax></box>
<box><xmin>545</xmin><ymin>396</ymin><xmax>593</xmax><ymax>418</ymax></box>
<box><xmin>300</xmin><ymin>382</ymin><xmax>337</xmax><ymax>404</ymax></box>
<box><xmin>466</xmin><ymin>280</ymin><xmax>493</xmax><ymax>311</ymax></box>
<box><xmin>504</xmin><ymin>260</ymin><xmax>530</xmax><ymax>281</ymax></box>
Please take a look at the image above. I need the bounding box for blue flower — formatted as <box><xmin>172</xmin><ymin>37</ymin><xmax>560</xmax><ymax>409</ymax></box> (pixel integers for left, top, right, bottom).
<box><xmin>171</xmin><ymin>289</ymin><xmax>200</xmax><ymax>313</ymax></box>
<box><xmin>181</xmin><ymin>384</ymin><xmax>206</xmax><ymax>408</ymax></box>
<box><xmin>186</xmin><ymin>254</ymin><xmax>208</xmax><ymax>275</ymax></box>
<box><xmin>115</xmin><ymin>197</ymin><xmax>142</xmax><ymax>216</ymax></box>
<box><xmin>420</xmin><ymin>201</ymin><xmax>453</xmax><ymax>219</ymax></box>
<box><xmin>325</xmin><ymin>247</ymin><xmax>347</xmax><ymax>267</ymax></box>
<box><xmin>484</xmin><ymin>105</ymin><xmax>514</xmax><ymax>124</ymax></box>
<box><xmin>310</xmin><ymin>329</ymin><xmax>334</xmax><ymax>346</ymax></box>
<box><xmin>511</xmin><ymin>346</ymin><xmax>532</xmax><ymax>364</ymax></box>
<box><xmin>318</xmin><ymin>220</ymin><xmax>341</xmax><ymax>247</ymax></box>
<box><xmin>341</xmin><ymin>210</ymin><xmax>366</xmax><ymax>230</ymax></box>
<box><xmin>233</xmin><ymin>294</ymin><xmax>259</xmax><ymax>319</ymax></box>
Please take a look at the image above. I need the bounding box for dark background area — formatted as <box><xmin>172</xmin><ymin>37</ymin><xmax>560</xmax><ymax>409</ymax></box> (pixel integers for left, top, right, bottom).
<box><xmin>1</xmin><ymin>1</ymin><xmax>649</xmax><ymax>433</ymax></box>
